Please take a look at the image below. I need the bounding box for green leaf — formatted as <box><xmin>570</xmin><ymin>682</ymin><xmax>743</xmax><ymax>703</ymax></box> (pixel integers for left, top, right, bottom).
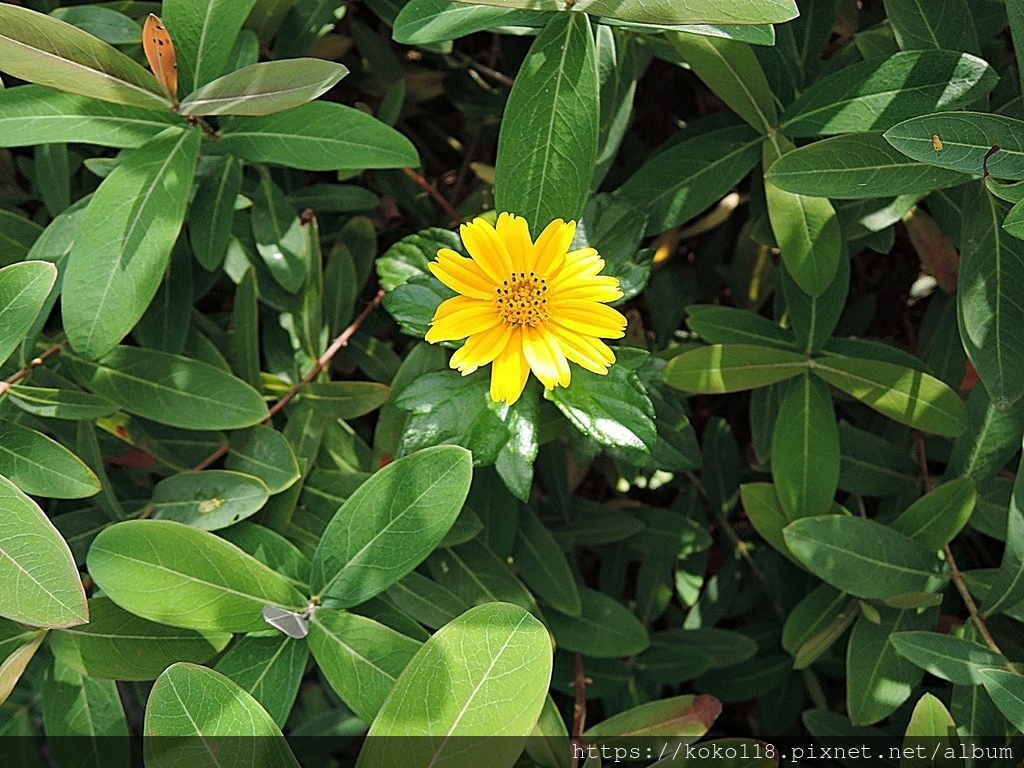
<box><xmin>514</xmin><ymin>505</ymin><xmax>581</xmax><ymax>616</ymax></box>
<box><xmin>152</xmin><ymin>470</ymin><xmax>270</xmax><ymax>531</ymax></box>
<box><xmin>891</xmin><ymin>477</ymin><xmax>975</xmax><ymax>550</ymax></box>
<box><xmin>386</xmin><ymin>572</ymin><xmax>469</xmax><ymax>629</ymax></box>
<box><xmin>946</xmin><ymin>385</ymin><xmax>1024</xmax><ymax>484</ymax></box>
<box><xmin>766</xmin><ymin>132</ymin><xmax>971</xmax><ymax>199</ymax></box>
<box><xmin>669</xmin><ymin>32</ymin><xmax>776</xmax><ymax>133</ymax></box>
<box><xmin>428</xmin><ymin>540</ymin><xmax>543</xmax><ymax>619</ymax></box>
<box><xmin>957</xmin><ymin>183</ymin><xmax>1024</xmax><ymax>407</ymax></box>
<box><xmin>615</xmin><ymin>123</ymin><xmax>762</xmax><ymax>237</ymax></box>
<box><xmin>225</xmin><ymin>425</ymin><xmax>300</xmax><ymax>494</ymax></box>
<box><xmin>979</xmin><ymin>668</ymin><xmax>1024</xmax><ymax>731</ymax></box>
<box><xmin>885</xmin><ymin>112</ymin><xmax>1024</xmax><ymax>180</ymax></box>
<box><xmin>765</xmin><ymin>137</ymin><xmax>842</xmax><ymax>296</ymax></box>
<box><xmin>163</xmin><ymin>0</ymin><xmax>259</xmax><ymax>92</ymax></box>
<box><xmin>545</xmin><ymin>587</ymin><xmax>648</xmax><ymax>658</ymax></box>
<box><xmin>902</xmin><ymin>693</ymin><xmax>958</xmax><ymax>761</ymax></box>
<box><xmin>783</xmin><ymin>516</ymin><xmax>947</xmax><ymax>600</ymax></box>
<box><xmin>663</xmin><ymin>343</ymin><xmax>808</xmax><ymax>394</ymax></box>
<box><xmin>549</xmin><ymin>351</ymin><xmax>656</xmax><ymax>457</ymax></box>
<box><xmin>0</xmin><ymin>621</ymin><xmax>46</xmax><ymax>707</ymax></box>
<box><xmin>87</xmin><ymin>519</ymin><xmax>306</xmax><ymax>633</ymax></box>
<box><xmin>584</xmin><ymin>694</ymin><xmax>721</xmax><ymax>745</ymax></box>
<box><xmin>0</xmin><ymin>261</ymin><xmax>56</xmax><ymax>368</ymax></box>
<box><xmin>50</xmin><ymin>597</ymin><xmax>230</xmax><ymax>681</ymax></box>
<box><xmin>0</xmin><ymin>4</ymin><xmax>170</xmax><ymax>110</ymax></box>
<box><xmin>0</xmin><ymin>86</ymin><xmax>182</xmax><ymax>149</ymax></box>
<box><xmin>782</xmin><ymin>584</ymin><xmax>857</xmax><ymax>669</ymax></box>
<box><xmin>781</xmin><ymin>51</ymin><xmax>997</xmax><ymax>137</ymax></box>
<box><xmin>687</xmin><ymin>307</ymin><xmax>793</xmax><ymax>350</ymax></box>
<box><xmin>810</xmin><ymin>354</ymin><xmax>967</xmax><ymax>437</ymax></box>
<box><xmin>190</xmin><ymin>156</ymin><xmax>242</xmax><ymax>271</ymax></box>
<box><xmin>883</xmin><ymin>0</ymin><xmax>978</xmax><ymax>55</ymax></box>
<box><xmin>70</xmin><ymin>346</ymin><xmax>269</xmax><ymax>430</ymax></box>
<box><xmin>145</xmin><ymin>663</ymin><xmax>300</xmax><ymax>768</ymax></box>
<box><xmin>251</xmin><ymin>171</ymin><xmax>308</xmax><ymax>293</ymax></box>
<box><xmin>356</xmin><ymin>603</ymin><xmax>551</xmax><ymax>768</ymax></box>
<box><xmin>179</xmin><ymin>59</ymin><xmax>347</xmax><ymax>116</ymax></box>
<box><xmin>51</xmin><ymin>6</ymin><xmax>141</xmax><ymax>45</ymax></box>
<box><xmin>299</xmin><ymin>381</ymin><xmax>392</xmax><ymax>419</ymax></box>
<box><xmin>846</xmin><ymin>607</ymin><xmax>933</xmax><ymax>726</ymax></box>
<box><xmin>446</xmin><ymin>0</ymin><xmax>798</xmax><ymax>26</ymax></box>
<box><xmin>0</xmin><ymin>210</ymin><xmax>43</xmax><ymax>268</ymax></box>
<box><xmin>495</xmin><ymin>13</ymin><xmax>598</xmax><ymax>231</ymax></box>
<box><xmin>42</xmin><ymin>657</ymin><xmax>128</xmax><ymax>768</ymax></box>
<box><xmin>308</xmin><ymin>609</ymin><xmax>421</xmax><ymax>723</ymax></box>
<box><xmin>982</xmin><ymin>455</ymin><xmax>1024</xmax><ymax>615</ymax></box>
<box><xmin>0</xmin><ymin>420</ymin><xmax>100</xmax><ymax>499</ymax></box>
<box><xmin>771</xmin><ymin>373</ymin><xmax>839</xmax><ymax>520</ymax></box>
<box><xmin>0</xmin><ymin>473</ymin><xmax>87</xmax><ymax>628</ymax></box>
<box><xmin>214</xmin><ymin>634</ymin><xmax>309</xmax><ymax>728</ymax></box>
<box><xmin>890</xmin><ymin>631</ymin><xmax>1008</xmax><ymax>685</ymax></box>
<box><xmin>740</xmin><ymin>482</ymin><xmax>801</xmax><ymax>563</ymax></box>
<box><xmin>214</xmin><ymin>102</ymin><xmax>419</xmax><ymax>171</ymax></box>
<box><xmin>310</xmin><ymin>446</ymin><xmax>472</xmax><ymax>607</ymax></box>
<box><xmin>7</xmin><ymin>385</ymin><xmax>116</xmax><ymax>421</ymax></box>
<box><xmin>393</xmin><ymin>0</ymin><xmax>545</xmax><ymax>45</ymax></box>
<box><xmin>63</xmin><ymin>127</ymin><xmax>201</xmax><ymax>359</ymax></box>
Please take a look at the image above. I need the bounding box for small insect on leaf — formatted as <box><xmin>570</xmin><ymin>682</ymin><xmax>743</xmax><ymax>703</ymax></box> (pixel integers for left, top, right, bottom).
<box><xmin>932</xmin><ymin>135</ymin><xmax>944</xmax><ymax>152</ymax></box>
<box><xmin>143</xmin><ymin>13</ymin><xmax>178</xmax><ymax>102</ymax></box>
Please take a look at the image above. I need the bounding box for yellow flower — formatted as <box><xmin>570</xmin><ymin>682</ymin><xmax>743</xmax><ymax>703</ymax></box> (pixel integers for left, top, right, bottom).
<box><xmin>425</xmin><ymin>213</ymin><xmax>627</xmax><ymax>405</ymax></box>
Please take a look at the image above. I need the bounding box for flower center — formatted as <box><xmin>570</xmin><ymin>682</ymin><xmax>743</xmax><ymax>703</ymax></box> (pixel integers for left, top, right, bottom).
<box><xmin>495</xmin><ymin>271</ymin><xmax>549</xmax><ymax>326</ymax></box>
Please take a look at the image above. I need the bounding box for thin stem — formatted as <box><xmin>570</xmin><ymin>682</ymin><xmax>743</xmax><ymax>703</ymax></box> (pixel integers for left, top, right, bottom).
<box><xmin>192</xmin><ymin>289</ymin><xmax>386</xmax><ymax>471</ymax></box>
<box><xmin>451</xmin><ymin>50</ymin><xmax>515</xmax><ymax>88</ymax></box>
<box><xmin>403</xmin><ymin>167</ymin><xmax>465</xmax><ymax>225</ymax></box>
<box><xmin>0</xmin><ymin>339</ymin><xmax>69</xmax><ymax>395</ymax></box>
<box><xmin>570</xmin><ymin>652</ymin><xmax>588</xmax><ymax>768</ymax></box>
<box><xmin>915</xmin><ymin>434</ymin><xmax>1015</xmax><ymax>669</ymax></box>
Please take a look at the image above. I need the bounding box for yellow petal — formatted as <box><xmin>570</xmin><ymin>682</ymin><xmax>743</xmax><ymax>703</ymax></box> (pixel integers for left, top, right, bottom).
<box><xmin>495</xmin><ymin>212</ymin><xmax>534</xmax><ymax>273</ymax></box>
<box><xmin>490</xmin><ymin>329</ymin><xmax>530</xmax><ymax>404</ymax></box>
<box><xmin>521</xmin><ymin>325</ymin><xmax>565</xmax><ymax>390</ymax></box>
<box><xmin>533</xmin><ymin>219</ymin><xmax>575</xmax><ymax>274</ymax></box>
<box><xmin>427</xmin><ymin>296</ymin><xmax>500</xmax><ymax>341</ymax></box>
<box><xmin>461</xmin><ymin>217</ymin><xmax>513</xmax><ymax>283</ymax></box>
<box><xmin>550</xmin><ymin>301</ymin><xmax>627</xmax><ymax>338</ymax></box>
<box><xmin>450</xmin><ymin>322</ymin><xmax>513</xmax><ymax>372</ymax></box>
<box><xmin>550</xmin><ymin>283</ymin><xmax>624</xmax><ymax>303</ymax></box>
<box><xmin>547</xmin><ymin>324</ymin><xmax>616</xmax><ymax>373</ymax></box>
<box><xmin>430</xmin><ymin>249</ymin><xmax>495</xmax><ymax>299</ymax></box>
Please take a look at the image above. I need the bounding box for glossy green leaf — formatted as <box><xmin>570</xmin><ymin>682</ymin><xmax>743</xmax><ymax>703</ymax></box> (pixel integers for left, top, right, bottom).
<box><xmin>214</xmin><ymin>102</ymin><xmax>419</xmax><ymax>171</ymax></box>
<box><xmin>42</xmin><ymin>657</ymin><xmax>128</xmax><ymax>768</ymax></box>
<box><xmin>885</xmin><ymin>112</ymin><xmax>1024</xmax><ymax>180</ymax></box>
<box><xmin>946</xmin><ymin>385</ymin><xmax>1024</xmax><ymax>485</ymax></box>
<box><xmin>50</xmin><ymin>597</ymin><xmax>230</xmax><ymax>681</ymax></box>
<box><xmin>63</xmin><ymin>127</ymin><xmax>201</xmax><ymax>359</ymax></box>
<box><xmin>783</xmin><ymin>584</ymin><xmax>857</xmax><ymax>669</ymax></box>
<box><xmin>890</xmin><ymin>631</ymin><xmax>1007</xmax><ymax>685</ymax></box>
<box><xmin>0</xmin><ymin>86</ymin><xmax>181</xmax><ymax>149</ymax></box>
<box><xmin>664</xmin><ymin>343</ymin><xmax>808</xmax><ymax>394</ymax></box>
<box><xmin>514</xmin><ymin>505</ymin><xmax>581</xmax><ymax>616</ymax></box>
<box><xmin>0</xmin><ymin>4</ymin><xmax>170</xmax><ymax>110</ymax></box>
<box><xmin>0</xmin><ymin>420</ymin><xmax>100</xmax><ymax>499</ymax></box>
<box><xmin>979</xmin><ymin>668</ymin><xmax>1024</xmax><ymax>731</ymax></box>
<box><xmin>765</xmin><ymin>137</ymin><xmax>842</xmax><ymax>296</ymax></box>
<box><xmin>393</xmin><ymin>0</ymin><xmax>544</xmax><ymax>45</ymax></box>
<box><xmin>766</xmin><ymin>132</ymin><xmax>971</xmax><ymax>199</ymax></box>
<box><xmin>686</xmin><ymin>305</ymin><xmax>795</xmax><ymax>349</ymax></box>
<box><xmin>544</xmin><ymin>587</ymin><xmax>648</xmax><ymax>658</ymax></box>
<box><xmin>846</xmin><ymin>607</ymin><xmax>933</xmax><ymax>726</ymax></box>
<box><xmin>585</xmin><ymin>694</ymin><xmax>721</xmax><ymax>745</ymax></box>
<box><xmin>616</xmin><ymin>123</ymin><xmax>762</xmax><ymax>236</ymax></box>
<box><xmin>810</xmin><ymin>354</ymin><xmax>967</xmax><ymax>436</ymax></box>
<box><xmin>163</xmin><ymin>0</ymin><xmax>259</xmax><ymax>92</ymax></box>
<box><xmin>669</xmin><ymin>32</ymin><xmax>776</xmax><ymax>133</ymax></box>
<box><xmin>740</xmin><ymin>482</ymin><xmax>800</xmax><ymax>564</ymax></box>
<box><xmin>0</xmin><ymin>210</ymin><xmax>43</xmax><ymax>268</ymax></box>
<box><xmin>958</xmin><ymin>183</ymin><xmax>1024</xmax><ymax>407</ymax></box>
<box><xmin>51</xmin><ymin>6</ymin><xmax>140</xmax><ymax>45</ymax></box>
<box><xmin>386</xmin><ymin>572</ymin><xmax>468</xmax><ymax>630</ymax></box>
<box><xmin>308</xmin><ymin>609</ymin><xmax>421</xmax><ymax>723</ymax></box>
<box><xmin>982</xmin><ymin>455</ymin><xmax>1024</xmax><ymax>615</ymax></box>
<box><xmin>0</xmin><ymin>620</ymin><xmax>46</xmax><ymax>707</ymax></box>
<box><xmin>299</xmin><ymin>381</ymin><xmax>391</xmax><ymax>419</ymax></box>
<box><xmin>781</xmin><ymin>51</ymin><xmax>997</xmax><ymax>137</ymax></box>
<box><xmin>7</xmin><ymin>385</ymin><xmax>116</xmax><ymax>421</ymax></box>
<box><xmin>0</xmin><ymin>261</ymin><xmax>56</xmax><ymax>368</ymax></box>
<box><xmin>310</xmin><ymin>446</ymin><xmax>472</xmax><ymax>606</ymax></box>
<box><xmin>179</xmin><ymin>59</ymin><xmax>347</xmax><ymax>116</ymax></box>
<box><xmin>495</xmin><ymin>13</ymin><xmax>598</xmax><ymax>231</ymax></box>
<box><xmin>891</xmin><ymin>478</ymin><xmax>975</xmax><ymax>550</ymax></box>
<box><xmin>152</xmin><ymin>470</ymin><xmax>270</xmax><ymax>531</ymax></box>
<box><xmin>0</xmin><ymin>474</ymin><xmax>87</xmax><ymax>628</ymax></box>
<box><xmin>356</xmin><ymin>603</ymin><xmax>551</xmax><ymax>768</ymax></box>
<box><xmin>428</xmin><ymin>540</ymin><xmax>542</xmax><ymax>619</ymax></box>
<box><xmin>884</xmin><ymin>0</ymin><xmax>978</xmax><ymax>53</ymax></box>
<box><xmin>70</xmin><ymin>346</ymin><xmax>268</xmax><ymax>430</ymax></box>
<box><xmin>447</xmin><ymin>0</ymin><xmax>798</xmax><ymax>26</ymax></box>
<box><xmin>145</xmin><ymin>663</ymin><xmax>300</xmax><ymax>768</ymax></box>
<box><xmin>190</xmin><ymin>156</ymin><xmax>242</xmax><ymax>271</ymax></box>
<box><xmin>225</xmin><ymin>425</ymin><xmax>300</xmax><ymax>494</ymax></box>
<box><xmin>781</xmin><ymin>250</ymin><xmax>850</xmax><ymax>354</ymax></box>
<box><xmin>771</xmin><ymin>373</ymin><xmax>839</xmax><ymax>519</ymax></box>
<box><xmin>87</xmin><ymin>520</ymin><xmax>306</xmax><ymax>632</ymax></box>
<box><xmin>784</xmin><ymin>516</ymin><xmax>947</xmax><ymax>599</ymax></box>
<box><xmin>214</xmin><ymin>634</ymin><xmax>308</xmax><ymax>728</ymax></box>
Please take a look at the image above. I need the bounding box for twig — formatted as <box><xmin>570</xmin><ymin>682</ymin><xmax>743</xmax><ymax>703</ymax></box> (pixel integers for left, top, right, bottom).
<box><xmin>0</xmin><ymin>339</ymin><xmax>69</xmax><ymax>395</ymax></box>
<box><xmin>451</xmin><ymin>50</ymin><xmax>515</xmax><ymax>88</ymax></box>
<box><xmin>192</xmin><ymin>289</ymin><xmax>386</xmax><ymax>471</ymax></box>
<box><xmin>914</xmin><ymin>434</ymin><xmax>1014</xmax><ymax>669</ymax></box>
<box><xmin>403</xmin><ymin>167</ymin><xmax>464</xmax><ymax>225</ymax></box>
<box><xmin>570</xmin><ymin>652</ymin><xmax>588</xmax><ymax>768</ymax></box>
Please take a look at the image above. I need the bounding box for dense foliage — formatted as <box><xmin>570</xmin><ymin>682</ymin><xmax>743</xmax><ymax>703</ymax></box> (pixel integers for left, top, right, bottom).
<box><xmin>3</xmin><ymin>0</ymin><xmax>1024</xmax><ymax>765</ymax></box>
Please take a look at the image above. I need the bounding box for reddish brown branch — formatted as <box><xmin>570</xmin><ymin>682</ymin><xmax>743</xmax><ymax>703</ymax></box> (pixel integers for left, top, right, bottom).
<box><xmin>570</xmin><ymin>652</ymin><xmax>589</xmax><ymax>768</ymax></box>
<box><xmin>403</xmin><ymin>167</ymin><xmax>464</xmax><ymax>225</ymax></box>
